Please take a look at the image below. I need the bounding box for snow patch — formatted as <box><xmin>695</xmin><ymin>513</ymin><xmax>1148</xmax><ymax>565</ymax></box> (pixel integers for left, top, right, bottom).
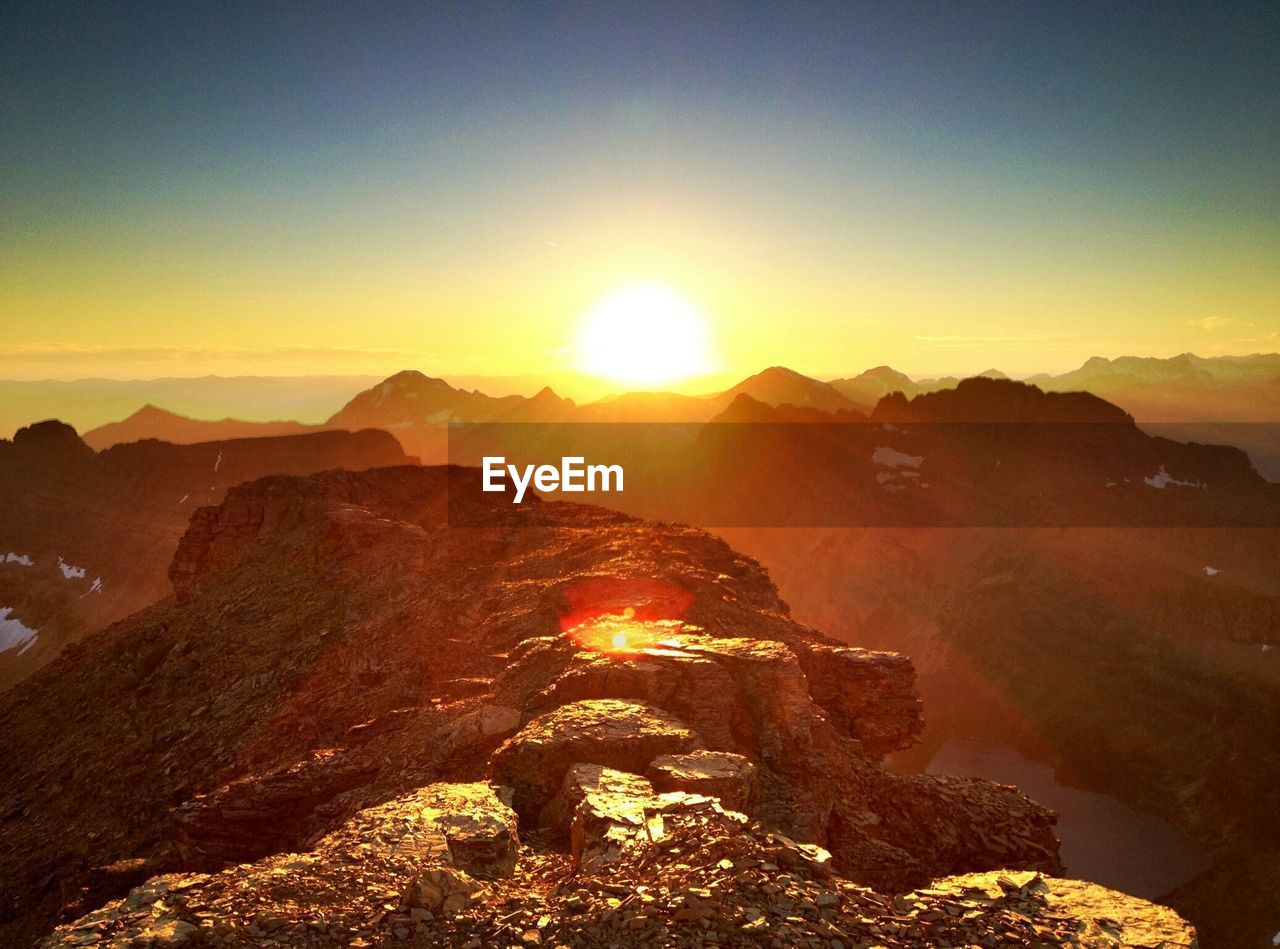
<box><xmin>872</xmin><ymin>446</ymin><xmax>924</xmax><ymax>469</ymax></box>
<box><xmin>1263</xmin><ymin>645</ymin><xmax>1273</xmax><ymax>655</ymax></box>
<box><xmin>0</xmin><ymin>607</ymin><xmax>38</xmax><ymax>654</ymax></box>
<box><xmin>1203</xmin><ymin>566</ymin><xmax>1219</xmax><ymax>576</ymax></box>
<box><xmin>3</xmin><ymin>552</ymin><xmax>34</xmax><ymax>566</ymax></box>
<box><xmin>78</xmin><ymin>577</ymin><xmax>104</xmax><ymax>599</ymax></box>
<box><xmin>57</xmin><ymin>557</ymin><xmax>86</xmax><ymax>580</ymax></box>
<box><xmin>179</xmin><ymin>494</ymin><xmax>189</xmax><ymax>504</ymax></box>
<box><xmin>213</xmin><ymin>450</ymin><xmax>223</xmax><ymax>473</ymax></box>
<box><xmin>1143</xmin><ymin>465</ymin><xmax>1205</xmax><ymax>490</ymax></box>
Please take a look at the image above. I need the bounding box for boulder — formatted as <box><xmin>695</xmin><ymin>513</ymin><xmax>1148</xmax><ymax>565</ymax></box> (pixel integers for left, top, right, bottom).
<box><xmin>512</xmin><ymin>628</ymin><xmax>814</xmax><ymax>757</ymax></box>
<box><xmin>532</xmin><ymin>642</ymin><xmax>742</xmax><ymax>748</ymax></box>
<box><xmin>571</xmin><ymin>786</ymin><xmax>753</xmax><ymax>873</ymax></box>
<box><xmin>570</xmin><ymin>778</ymin><xmax>665</xmax><ymax>872</ymax></box>
<box><xmin>488</xmin><ymin>699</ymin><xmax>702</xmax><ymax>820</ymax></box>
<box><xmin>538</xmin><ymin>763</ymin><xmax>656</xmax><ymax>844</ymax></box>
<box><xmin>432</xmin><ymin>703</ymin><xmax>522</xmax><ymax>761</ymax></box>
<box><xmin>646</xmin><ymin>750</ymin><xmax>756</xmax><ymax>811</ymax></box>
<box><xmin>791</xmin><ymin>641</ymin><xmax>923</xmax><ymax>758</ymax></box>
<box><xmin>404</xmin><ymin>866</ymin><xmax>488</xmax><ymax>916</ymax></box>
<box><xmin>677</xmin><ymin>635</ymin><xmax>813</xmax><ymax>751</ymax></box>
<box><xmin>412</xmin><ymin>782</ymin><xmax>520</xmax><ymax>879</ymax></box>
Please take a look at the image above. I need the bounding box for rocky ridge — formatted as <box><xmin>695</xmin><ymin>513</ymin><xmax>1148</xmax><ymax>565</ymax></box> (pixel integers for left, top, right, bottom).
<box><xmin>0</xmin><ymin>466</ymin><xmax>1196</xmax><ymax>946</ymax></box>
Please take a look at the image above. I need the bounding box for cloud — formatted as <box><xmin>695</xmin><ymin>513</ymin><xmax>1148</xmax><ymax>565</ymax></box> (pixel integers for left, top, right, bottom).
<box><xmin>1188</xmin><ymin>316</ymin><xmax>1232</xmax><ymax>332</ymax></box>
<box><xmin>0</xmin><ymin>345</ymin><xmax>438</xmax><ymax>364</ymax></box>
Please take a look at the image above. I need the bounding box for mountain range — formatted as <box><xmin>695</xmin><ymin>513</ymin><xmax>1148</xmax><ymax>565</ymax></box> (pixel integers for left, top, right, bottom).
<box><xmin>55</xmin><ymin>354</ymin><xmax>1280</xmax><ymax>480</ymax></box>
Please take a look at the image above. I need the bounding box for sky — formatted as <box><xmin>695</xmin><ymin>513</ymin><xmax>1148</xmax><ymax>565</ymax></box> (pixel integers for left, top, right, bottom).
<box><xmin>2</xmin><ymin>1</ymin><xmax>1278</xmax><ymax>386</ymax></box>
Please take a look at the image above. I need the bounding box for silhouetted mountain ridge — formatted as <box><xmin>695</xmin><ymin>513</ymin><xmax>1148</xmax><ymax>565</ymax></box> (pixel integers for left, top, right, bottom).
<box><xmin>870</xmin><ymin>376</ymin><xmax>1135</xmax><ymax>424</ymax></box>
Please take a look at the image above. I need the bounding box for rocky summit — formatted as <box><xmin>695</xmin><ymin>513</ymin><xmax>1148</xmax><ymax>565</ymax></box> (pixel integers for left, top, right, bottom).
<box><xmin>0</xmin><ymin>466</ymin><xmax>1196</xmax><ymax>947</ymax></box>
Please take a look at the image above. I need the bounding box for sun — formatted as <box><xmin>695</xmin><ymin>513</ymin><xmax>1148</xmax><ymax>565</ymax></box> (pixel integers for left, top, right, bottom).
<box><xmin>575</xmin><ymin>281</ymin><xmax>713</xmax><ymax>388</ymax></box>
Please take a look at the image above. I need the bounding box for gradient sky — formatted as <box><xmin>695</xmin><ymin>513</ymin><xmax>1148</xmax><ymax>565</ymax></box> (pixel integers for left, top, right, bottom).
<box><xmin>2</xmin><ymin>1</ymin><xmax>1277</xmax><ymax>385</ymax></box>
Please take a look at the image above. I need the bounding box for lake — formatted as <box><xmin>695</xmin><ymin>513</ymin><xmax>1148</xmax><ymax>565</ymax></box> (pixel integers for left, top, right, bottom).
<box><xmin>924</xmin><ymin>736</ymin><xmax>1210</xmax><ymax>899</ymax></box>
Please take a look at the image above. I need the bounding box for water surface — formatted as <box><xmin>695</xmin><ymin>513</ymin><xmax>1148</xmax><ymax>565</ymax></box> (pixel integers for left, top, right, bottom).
<box><xmin>926</xmin><ymin>736</ymin><xmax>1209</xmax><ymax>899</ymax></box>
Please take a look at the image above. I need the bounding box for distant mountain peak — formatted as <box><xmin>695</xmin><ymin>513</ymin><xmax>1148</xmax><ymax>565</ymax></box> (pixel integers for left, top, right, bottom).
<box><xmin>10</xmin><ymin>419</ymin><xmax>95</xmax><ymax>460</ymax></box>
<box><xmin>758</xmin><ymin>365</ymin><xmax>809</xmax><ymax>378</ymax></box>
<box><xmin>383</xmin><ymin>369</ymin><xmax>453</xmax><ymax>389</ymax></box>
<box><xmin>861</xmin><ymin>365</ymin><xmax>914</xmax><ymax>381</ymax></box>
<box><xmin>131</xmin><ymin>404</ymin><xmax>185</xmax><ymax>420</ymax></box>
<box><xmin>720</xmin><ymin>366</ymin><xmax>856</xmax><ymax>413</ymax></box>
<box><xmin>871</xmin><ymin>376</ymin><xmax>1133</xmax><ymax>424</ymax></box>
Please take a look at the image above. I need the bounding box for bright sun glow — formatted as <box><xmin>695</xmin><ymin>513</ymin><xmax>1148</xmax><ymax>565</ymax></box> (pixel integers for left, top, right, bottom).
<box><xmin>576</xmin><ymin>281</ymin><xmax>712</xmax><ymax>388</ymax></box>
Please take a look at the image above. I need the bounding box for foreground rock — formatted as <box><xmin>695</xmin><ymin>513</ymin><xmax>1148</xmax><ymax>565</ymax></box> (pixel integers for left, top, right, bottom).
<box><xmin>409</xmin><ymin>782</ymin><xmax>520</xmax><ymax>879</ymax></box>
<box><xmin>46</xmin><ymin>791</ymin><xmax>1196</xmax><ymax>948</ymax></box>
<box><xmin>792</xmin><ymin>642</ymin><xmax>924</xmax><ymax>759</ymax></box>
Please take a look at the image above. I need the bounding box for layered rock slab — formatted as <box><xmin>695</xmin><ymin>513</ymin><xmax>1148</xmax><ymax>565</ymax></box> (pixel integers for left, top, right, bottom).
<box><xmin>514</xmin><ymin>626</ymin><xmax>818</xmax><ymax>754</ymax></box>
<box><xmin>539</xmin><ymin>762</ymin><xmax>763</xmax><ymax>874</ymax></box>
<box><xmin>488</xmin><ymin>698</ymin><xmax>702</xmax><ymax>819</ymax></box>
<box><xmin>646</xmin><ymin>749</ymin><xmax>756</xmax><ymax>810</ymax></box>
<box><xmin>791</xmin><ymin>640</ymin><xmax>924</xmax><ymax>758</ymax></box>
<box><xmin>537</xmin><ymin>762</ymin><xmax>656</xmax><ymax>846</ymax></box>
